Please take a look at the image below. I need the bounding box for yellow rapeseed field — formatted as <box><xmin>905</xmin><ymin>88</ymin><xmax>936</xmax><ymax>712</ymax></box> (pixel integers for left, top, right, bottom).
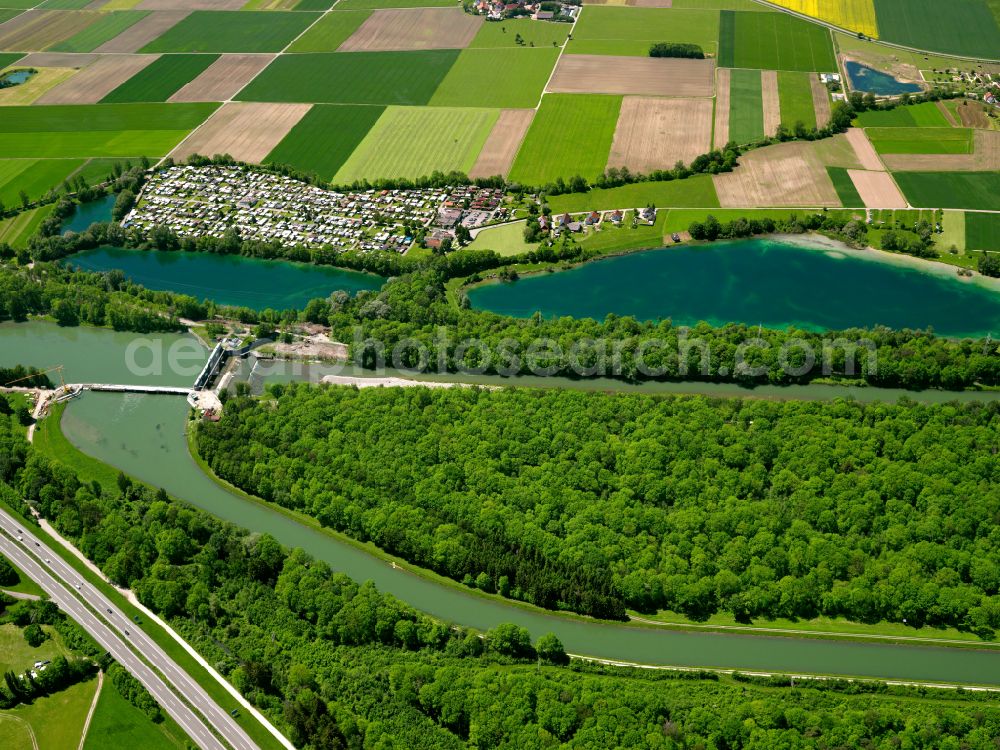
<box><xmin>768</xmin><ymin>0</ymin><xmax>879</xmax><ymax>38</ymax></box>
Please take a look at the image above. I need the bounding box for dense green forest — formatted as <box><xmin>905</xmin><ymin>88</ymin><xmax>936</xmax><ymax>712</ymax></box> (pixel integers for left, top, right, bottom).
<box><xmin>5</xmin><ymin>394</ymin><xmax>1000</xmax><ymax>747</ymax></box>
<box><xmin>197</xmin><ymin>385</ymin><xmax>1000</xmax><ymax>631</ymax></box>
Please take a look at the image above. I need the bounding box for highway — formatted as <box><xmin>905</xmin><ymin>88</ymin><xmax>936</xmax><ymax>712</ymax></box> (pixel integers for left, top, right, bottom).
<box><xmin>0</xmin><ymin>507</ymin><xmax>261</xmax><ymax>750</ymax></box>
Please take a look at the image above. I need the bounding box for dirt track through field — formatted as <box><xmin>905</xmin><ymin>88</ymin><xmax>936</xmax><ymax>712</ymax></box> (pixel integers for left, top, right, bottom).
<box><xmin>810</xmin><ymin>73</ymin><xmax>831</xmax><ymax>127</ymax></box>
<box><xmin>35</xmin><ymin>54</ymin><xmax>158</xmax><ymax>104</ymax></box>
<box><xmin>136</xmin><ymin>0</ymin><xmax>244</xmax><ymax>9</ymax></box>
<box><xmin>469</xmin><ymin>108</ymin><xmax>534</xmax><ymax>179</ymax></box>
<box><xmin>844</xmin><ymin>128</ymin><xmax>883</xmax><ymax>171</ymax></box>
<box><xmin>761</xmin><ymin>70</ymin><xmax>780</xmax><ymax>137</ymax></box>
<box><xmin>881</xmin><ymin>130</ymin><xmax>1000</xmax><ymax>172</ymax></box>
<box><xmin>94</xmin><ymin>10</ymin><xmax>190</xmax><ymax>53</ymax></box>
<box><xmin>713</xmin><ymin>67</ymin><xmax>730</xmax><ymax>148</ymax></box>
<box><xmin>339</xmin><ymin>8</ymin><xmax>481</xmax><ymax>51</ymax></box>
<box><xmin>548</xmin><ymin>55</ymin><xmax>715</xmax><ymax>97</ymax></box>
<box><xmin>168</xmin><ymin>53</ymin><xmax>274</xmax><ymax>102</ymax></box>
<box><xmin>714</xmin><ymin>140</ymin><xmax>840</xmax><ymax>207</ymax></box>
<box><xmin>170</xmin><ymin>102</ymin><xmax>311</xmax><ymax>163</ymax></box>
<box><xmin>0</xmin><ymin>10</ymin><xmax>98</xmax><ymax>51</ymax></box>
<box><xmin>608</xmin><ymin>96</ymin><xmax>712</xmax><ymax>174</ymax></box>
<box><xmin>629</xmin><ymin>0</ymin><xmax>673</xmax><ymax>6</ymax></box>
<box><xmin>847</xmin><ymin>169</ymin><xmax>908</xmax><ymax>209</ymax></box>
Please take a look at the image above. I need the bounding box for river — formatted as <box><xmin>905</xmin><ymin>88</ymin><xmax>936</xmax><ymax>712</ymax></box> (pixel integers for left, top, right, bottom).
<box><xmin>468</xmin><ymin>238</ymin><xmax>1000</xmax><ymax>338</ymax></box>
<box><xmin>54</xmin><ymin>390</ymin><xmax>1000</xmax><ymax>685</ymax></box>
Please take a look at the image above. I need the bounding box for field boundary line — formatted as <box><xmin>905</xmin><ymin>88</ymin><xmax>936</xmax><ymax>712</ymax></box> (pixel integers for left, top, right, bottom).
<box><xmin>538</xmin><ymin>5</ymin><xmax>580</xmax><ymax>105</ymax></box>
<box><xmin>77</xmin><ymin>670</ymin><xmax>103</xmax><ymax>750</ymax></box>
<box><xmin>0</xmin><ymin>714</ymin><xmax>39</xmax><ymax>750</ymax></box>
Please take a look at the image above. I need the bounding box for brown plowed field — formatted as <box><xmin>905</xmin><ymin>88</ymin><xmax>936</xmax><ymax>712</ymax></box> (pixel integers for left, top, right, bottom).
<box><xmin>847</xmin><ymin>169</ymin><xmax>908</xmax><ymax>209</ymax></box>
<box><xmin>844</xmin><ymin>128</ymin><xmax>883</xmax><ymax>171</ymax></box>
<box><xmin>339</xmin><ymin>8</ymin><xmax>481</xmax><ymax>52</ymax></box>
<box><xmin>713</xmin><ymin>67</ymin><xmax>730</xmax><ymax>148</ymax></box>
<box><xmin>469</xmin><ymin>109</ymin><xmax>534</xmax><ymax>179</ymax></box>
<box><xmin>94</xmin><ymin>10</ymin><xmax>190</xmax><ymax>53</ymax></box>
<box><xmin>810</xmin><ymin>73</ymin><xmax>831</xmax><ymax>127</ymax></box>
<box><xmin>761</xmin><ymin>70</ymin><xmax>780</xmax><ymax>137</ymax></box>
<box><xmin>168</xmin><ymin>54</ymin><xmax>274</xmax><ymax>102</ymax></box>
<box><xmin>16</xmin><ymin>52</ymin><xmax>98</xmax><ymax>68</ymax></box>
<box><xmin>136</xmin><ymin>0</ymin><xmax>245</xmax><ymax>9</ymax></box>
<box><xmin>548</xmin><ymin>55</ymin><xmax>715</xmax><ymax>97</ymax></box>
<box><xmin>35</xmin><ymin>54</ymin><xmax>158</xmax><ymax>104</ymax></box>
<box><xmin>170</xmin><ymin>102</ymin><xmax>312</xmax><ymax>163</ymax></box>
<box><xmin>714</xmin><ymin>140</ymin><xmax>840</xmax><ymax>208</ymax></box>
<box><xmin>0</xmin><ymin>10</ymin><xmax>99</xmax><ymax>52</ymax></box>
<box><xmin>607</xmin><ymin>96</ymin><xmax>712</xmax><ymax>173</ymax></box>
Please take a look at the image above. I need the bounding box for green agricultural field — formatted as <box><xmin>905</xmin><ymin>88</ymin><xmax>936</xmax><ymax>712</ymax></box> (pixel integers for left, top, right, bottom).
<box><xmin>287</xmin><ymin>10</ymin><xmax>371</xmax><ymax>52</ymax></box>
<box><xmin>0</xmin><ymin>53</ymin><xmax>24</xmax><ymax>69</ymax></box>
<box><xmin>966</xmin><ymin>212</ymin><xmax>1000</xmax><ymax>251</ymax></box>
<box><xmin>70</xmin><ymin>156</ymin><xmax>148</xmax><ymax>186</ymax></box>
<box><xmin>718</xmin><ymin>10</ymin><xmax>836</xmax><ymax>71</ymax></box>
<box><xmin>0</xmin><ymin>158</ymin><xmax>83</xmax><ymax>206</ymax></box>
<box><xmin>873</xmin><ymin>0</ymin><xmax>1000</xmax><ymax>60</ymax></box>
<box><xmin>82</xmin><ymin>679</ymin><xmax>186</xmax><ymax>750</ymax></box>
<box><xmin>294</xmin><ymin>0</ymin><xmax>339</xmax><ymax>9</ymax></box>
<box><xmin>334</xmin><ymin>0</ymin><xmax>456</xmax><ymax>8</ymax></box>
<box><xmin>333</xmin><ymin>106</ymin><xmax>497</xmax><ymax>183</ymax></box>
<box><xmin>546</xmin><ymin>175</ymin><xmax>720</xmax><ymax>213</ymax></box>
<box><xmin>264</xmin><ymin>104</ymin><xmax>384</xmax><ymax>179</ymax></box>
<box><xmin>729</xmin><ymin>68</ymin><xmax>764</xmax><ymax>145</ymax></box>
<box><xmin>38</xmin><ymin>0</ymin><xmax>92</xmax><ymax>8</ymax></box>
<box><xmin>672</xmin><ymin>0</ymin><xmax>766</xmax><ymax>7</ymax></box>
<box><xmin>826</xmin><ymin>166</ymin><xmax>864</xmax><ymax>207</ymax></box>
<box><xmin>0</xmin><ymin>9</ymin><xmax>22</xmax><ymax>23</ymax></box>
<box><xmin>50</xmin><ymin>10</ymin><xmax>149</xmax><ymax>52</ymax></box>
<box><xmin>0</xmin><ymin>205</ymin><xmax>53</xmax><ymax>247</ymax></box>
<box><xmin>854</xmin><ymin>101</ymin><xmax>951</xmax><ymax>128</ymax></box>
<box><xmin>0</xmin><ymin>102</ymin><xmax>216</xmax><ymax>158</ymax></box>
<box><xmin>140</xmin><ymin>11</ymin><xmax>318</xmax><ymax>53</ymax></box>
<box><xmin>777</xmin><ymin>71</ymin><xmax>816</xmax><ymax>130</ymax></box>
<box><xmin>866</xmin><ymin>127</ymin><xmax>974</xmax><ymax>154</ymax></box>
<box><xmin>661</xmin><ymin>207</ymin><xmax>837</xmax><ymax>233</ymax></box>
<box><xmin>894</xmin><ymin>172</ymin><xmax>1000</xmax><ymax>211</ymax></box>
<box><xmin>101</xmin><ymin>54</ymin><xmax>220</xmax><ymax>103</ymax></box>
<box><xmin>429</xmin><ymin>47</ymin><xmax>559</xmax><ymax>108</ymax></box>
<box><xmin>509</xmin><ymin>94</ymin><xmax>621</xmax><ymax>186</ymax></box>
<box><xmin>467</xmin><ymin>220</ymin><xmax>538</xmax><ymax>256</ymax></box>
<box><xmin>0</xmin><ymin>678</ymin><xmax>97</xmax><ymax>750</ymax></box>
<box><xmin>468</xmin><ymin>18</ymin><xmax>570</xmax><ymax>48</ymax></box>
<box><xmin>569</xmin><ymin>7</ymin><xmax>720</xmax><ymax>57</ymax></box>
<box><xmin>237</xmin><ymin>50</ymin><xmax>459</xmax><ymax>105</ymax></box>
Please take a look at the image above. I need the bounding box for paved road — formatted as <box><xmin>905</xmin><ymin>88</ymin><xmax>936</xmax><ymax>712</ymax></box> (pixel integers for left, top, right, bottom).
<box><xmin>0</xmin><ymin>508</ymin><xmax>260</xmax><ymax>750</ymax></box>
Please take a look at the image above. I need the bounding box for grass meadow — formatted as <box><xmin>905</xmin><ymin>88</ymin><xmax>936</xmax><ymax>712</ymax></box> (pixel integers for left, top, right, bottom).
<box><xmin>509</xmin><ymin>94</ymin><xmax>621</xmax><ymax>185</ymax></box>
<box><xmin>854</xmin><ymin>101</ymin><xmax>951</xmax><ymax>128</ymax></box>
<box><xmin>866</xmin><ymin>127</ymin><xmax>974</xmax><ymax>154</ymax></box>
<box><xmin>236</xmin><ymin>50</ymin><xmax>459</xmax><ymax>104</ymax></box>
<box><xmin>965</xmin><ymin>212</ymin><xmax>1000</xmax><ymax>251</ymax></box>
<box><xmin>333</xmin><ymin>105</ymin><xmax>497</xmax><ymax>183</ymax></box>
<box><xmin>429</xmin><ymin>47</ymin><xmax>558</xmax><ymax>108</ymax></box>
<box><xmin>894</xmin><ymin>172</ymin><xmax>1000</xmax><ymax>211</ymax></box>
<box><xmin>82</xmin><ymin>679</ymin><xmax>186</xmax><ymax>750</ymax></box>
<box><xmin>826</xmin><ymin>166</ymin><xmax>864</xmax><ymax>207</ymax></box>
<box><xmin>0</xmin><ymin>158</ymin><xmax>83</xmax><ymax>205</ymax></box>
<box><xmin>873</xmin><ymin>0</ymin><xmax>1000</xmax><ymax>59</ymax></box>
<box><xmin>467</xmin><ymin>220</ymin><xmax>538</xmax><ymax>256</ymax></box>
<box><xmin>287</xmin><ymin>10</ymin><xmax>372</xmax><ymax>52</ymax></box>
<box><xmin>264</xmin><ymin>103</ymin><xmax>385</xmax><ymax>179</ymax></box>
<box><xmin>469</xmin><ymin>18</ymin><xmax>570</xmax><ymax>48</ymax></box>
<box><xmin>777</xmin><ymin>71</ymin><xmax>816</xmax><ymax>130</ymax></box>
<box><xmin>0</xmin><ymin>204</ymin><xmax>54</xmax><ymax>247</ymax></box>
<box><xmin>50</xmin><ymin>10</ymin><xmax>148</xmax><ymax>52</ymax></box>
<box><xmin>728</xmin><ymin>68</ymin><xmax>764</xmax><ymax>145</ymax></box>
<box><xmin>568</xmin><ymin>7</ymin><xmax>720</xmax><ymax>57</ymax></box>
<box><xmin>140</xmin><ymin>11</ymin><xmax>318</xmax><ymax>53</ymax></box>
<box><xmin>546</xmin><ymin>175</ymin><xmax>720</xmax><ymax>213</ymax></box>
<box><xmin>0</xmin><ymin>678</ymin><xmax>97</xmax><ymax>750</ymax></box>
<box><xmin>719</xmin><ymin>10</ymin><xmax>837</xmax><ymax>71</ymax></box>
<box><xmin>101</xmin><ymin>54</ymin><xmax>220</xmax><ymax>103</ymax></box>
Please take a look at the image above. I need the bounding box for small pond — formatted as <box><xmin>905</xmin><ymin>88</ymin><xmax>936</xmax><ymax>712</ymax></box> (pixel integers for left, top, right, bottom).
<box><xmin>0</xmin><ymin>68</ymin><xmax>35</xmax><ymax>87</ymax></box>
<box><xmin>845</xmin><ymin>61</ymin><xmax>922</xmax><ymax>96</ymax></box>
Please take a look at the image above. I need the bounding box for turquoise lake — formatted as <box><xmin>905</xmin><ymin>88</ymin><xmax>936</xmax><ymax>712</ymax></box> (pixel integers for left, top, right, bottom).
<box><xmin>62</xmin><ymin>194</ymin><xmax>116</xmax><ymax>235</ymax></box>
<box><xmin>467</xmin><ymin>239</ymin><xmax>1000</xmax><ymax>338</ymax></box>
<box><xmin>845</xmin><ymin>61</ymin><xmax>922</xmax><ymax>96</ymax></box>
<box><xmin>64</xmin><ymin>247</ymin><xmax>385</xmax><ymax>311</ymax></box>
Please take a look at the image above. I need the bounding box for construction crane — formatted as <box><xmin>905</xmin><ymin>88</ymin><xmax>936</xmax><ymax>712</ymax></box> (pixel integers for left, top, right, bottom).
<box><xmin>3</xmin><ymin>365</ymin><xmax>67</xmax><ymax>393</ymax></box>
